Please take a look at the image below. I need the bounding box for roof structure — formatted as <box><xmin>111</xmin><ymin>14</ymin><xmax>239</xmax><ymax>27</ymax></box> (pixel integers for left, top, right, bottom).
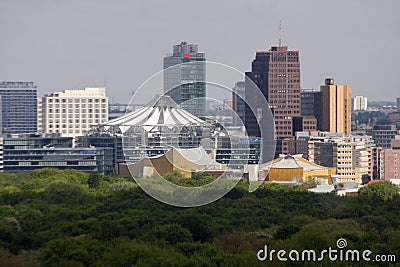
<box><xmin>99</xmin><ymin>95</ymin><xmax>207</xmax><ymax>133</ymax></box>
<box><xmin>120</xmin><ymin>146</ymin><xmax>225</xmax><ymax>178</ymax></box>
<box><xmin>260</xmin><ymin>154</ymin><xmax>327</xmax><ymax>171</ymax></box>
<box><xmin>174</xmin><ymin>147</ymin><xmax>216</xmax><ymax>166</ymax></box>
<box><xmin>259</xmin><ymin>154</ymin><xmax>336</xmax><ymax>185</ymax></box>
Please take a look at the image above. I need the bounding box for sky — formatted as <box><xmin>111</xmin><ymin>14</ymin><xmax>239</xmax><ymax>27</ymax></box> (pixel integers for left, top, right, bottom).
<box><xmin>0</xmin><ymin>0</ymin><xmax>399</xmax><ymax>104</ymax></box>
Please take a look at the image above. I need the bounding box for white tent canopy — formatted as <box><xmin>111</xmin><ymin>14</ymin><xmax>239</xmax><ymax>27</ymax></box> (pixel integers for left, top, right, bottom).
<box><xmin>99</xmin><ymin>95</ymin><xmax>207</xmax><ymax>133</ymax></box>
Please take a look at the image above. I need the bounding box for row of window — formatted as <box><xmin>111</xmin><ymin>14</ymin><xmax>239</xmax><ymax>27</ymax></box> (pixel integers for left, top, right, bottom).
<box><xmin>47</xmin><ymin>109</ymin><xmax>107</xmax><ymax>115</ymax></box>
<box><xmin>269</xmin><ymin>79</ymin><xmax>300</xmax><ymax>83</ymax></box>
<box><xmin>48</xmin><ymin>120</ymin><xmax>102</xmax><ymax>128</ymax></box>
<box><xmin>270</xmin><ymin>85</ymin><xmax>301</xmax><ymax>89</ymax></box>
<box><xmin>269</xmin><ymin>63</ymin><xmax>299</xmax><ymax>68</ymax></box>
<box><xmin>276</xmin><ymin>131</ymin><xmax>292</xmax><ymax>135</ymax></box>
<box><xmin>50</xmin><ymin>129</ymin><xmax>85</xmax><ymax>134</ymax></box>
<box><xmin>276</xmin><ymin>126</ymin><xmax>292</xmax><ymax>130</ymax></box>
<box><xmin>47</xmin><ymin>98</ymin><xmax>106</xmax><ymax>103</ymax></box>
<box><xmin>47</xmin><ymin>103</ymin><xmax>106</xmax><ymax>108</ymax></box>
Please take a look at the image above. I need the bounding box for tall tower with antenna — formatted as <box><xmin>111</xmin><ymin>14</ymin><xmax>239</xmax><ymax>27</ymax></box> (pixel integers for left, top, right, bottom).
<box><xmin>245</xmin><ymin>38</ymin><xmax>301</xmax><ymax>138</ymax></box>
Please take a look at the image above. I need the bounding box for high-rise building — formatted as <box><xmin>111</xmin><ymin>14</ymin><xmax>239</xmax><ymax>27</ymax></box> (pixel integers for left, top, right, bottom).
<box><xmin>321</xmin><ymin>78</ymin><xmax>351</xmax><ymax>135</ymax></box>
<box><xmin>353</xmin><ymin>96</ymin><xmax>368</xmax><ymax>111</ymax></box>
<box><xmin>232</xmin><ymin>81</ymin><xmax>246</xmax><ymax>126</ymax></box>
<box><xmin>301</xmin><ymin>89</ymin><xmax>323</xmax><ymax>130</ymax></box>
<box><xmin>245</xmin><ymin>45</ymin><xmax>301</xmax><ymax>138</ymax></box>
<box><xmin>40</xmin><ymin>87</ymin><xmax>108</xmax><ymax>137</ymax></box>
<box><xmin>397</xmin><ymin>97</ymin><xmax>400</xmax><ymax>111</ymax></box>
<box><xmin>163</xmin><ymin>42</ymin><xmax>206</xmax><ymax>118</ymax></box>
<box><xmin>0</xmin><ymin>81</ymin><xmax>38</xmax><ymax>135</ymax></box>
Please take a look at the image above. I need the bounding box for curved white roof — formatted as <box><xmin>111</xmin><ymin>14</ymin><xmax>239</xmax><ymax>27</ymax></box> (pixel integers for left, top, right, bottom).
<box><xmin>100</xmin><ymin>95</ymin><xmax>207</xmax><ymax>133</ymax></box>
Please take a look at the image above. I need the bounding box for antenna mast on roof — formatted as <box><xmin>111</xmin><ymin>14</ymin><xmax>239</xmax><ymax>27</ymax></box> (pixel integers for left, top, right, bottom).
<box><xmin>279</xmin><ymin>20</ymin><xmax>282</xmax><ymax>47</ymax></box>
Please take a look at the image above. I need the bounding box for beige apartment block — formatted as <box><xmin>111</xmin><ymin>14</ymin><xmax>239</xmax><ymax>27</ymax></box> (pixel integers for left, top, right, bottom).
<box><xmin>308</xmin><ymin>134</ymin><xmax>371</xmax><ymax>184</ymax></box>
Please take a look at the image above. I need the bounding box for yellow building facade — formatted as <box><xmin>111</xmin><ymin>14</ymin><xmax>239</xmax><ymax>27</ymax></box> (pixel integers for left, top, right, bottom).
<box><xmin>259</xmin><ymin>154</ymin><xmax>336</xmax><ymax>184</ymax></box>
<box><xmin>321</xmin><ymin>78</ymin><xmax>351</xmax><ymax>135</ymax></box>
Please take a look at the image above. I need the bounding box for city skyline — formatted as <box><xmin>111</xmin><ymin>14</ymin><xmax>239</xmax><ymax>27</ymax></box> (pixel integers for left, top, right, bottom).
<box><xmin>1</xmin><ymin>0</ymin><xmax>399</xmax><ymax>104</ymax></box>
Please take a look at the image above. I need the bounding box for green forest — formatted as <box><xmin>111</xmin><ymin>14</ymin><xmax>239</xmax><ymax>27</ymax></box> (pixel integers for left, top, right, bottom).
<box><xmin>0</xmin><ymin>168</ymin><xmax>399</xmax><ymax>266</ymax></box>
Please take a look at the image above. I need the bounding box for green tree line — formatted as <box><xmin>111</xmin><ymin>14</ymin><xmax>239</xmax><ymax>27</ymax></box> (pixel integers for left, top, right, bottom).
<box><xmin>0</xmin><ymin>168</ymin><xmax>399</xmax><ymax>266</ymax></box>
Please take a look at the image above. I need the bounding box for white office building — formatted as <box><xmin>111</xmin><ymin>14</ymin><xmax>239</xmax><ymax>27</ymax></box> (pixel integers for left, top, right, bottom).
<box><xmin>40</xmin><ymin>88</ymin><xmax>108</xmax><ymax>137</ymax></box>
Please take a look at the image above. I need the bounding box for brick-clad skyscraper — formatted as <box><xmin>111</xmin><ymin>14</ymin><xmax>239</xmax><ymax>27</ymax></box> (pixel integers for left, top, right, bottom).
<box><xmin>245</xmin><ymin>46</ymin><xmax>301</xmax><ymax>138</ymax></box>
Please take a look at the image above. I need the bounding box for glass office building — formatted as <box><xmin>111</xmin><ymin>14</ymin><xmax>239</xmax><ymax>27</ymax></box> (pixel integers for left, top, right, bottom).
<box><xmin>0</xmin><ymin>81</ymin><xmax>38</xmax><ymax>135</ymax></box>
<box><xmin>163</xmin><ymin>42</ymin><xmax>206</xmax><ymax>118</ymax></box>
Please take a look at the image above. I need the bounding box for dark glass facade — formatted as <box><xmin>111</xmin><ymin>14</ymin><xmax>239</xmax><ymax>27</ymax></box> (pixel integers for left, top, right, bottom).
<box><xmin>0</xmin><ymin>82</ymin><xmax>38</xmax><ymax>135</ymax></box>
<box><xmin>301</xmin><ymin>90</ymin><xmax>323</xmax><ymax>130</ymax></box>
<box><xmin>313</xmin><ymin>142</ymin><xmax>335</xmax><ymax>167</ymax></box>
<box><xmin>215</xmin><ymin>136</ymin><xmax>261</xmax><ymax>169</ymax></box>
<box><xmin>232</xmin><ymin>81</ymin><xmax>246</xmax><ymax>127</ymax></box>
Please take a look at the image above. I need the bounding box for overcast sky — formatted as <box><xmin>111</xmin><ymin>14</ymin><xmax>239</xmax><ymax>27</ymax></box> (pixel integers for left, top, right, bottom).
<box><xmin>1</xmin><ymin>0</ymin><xmax>399</xmax><ymax>104</ymax></box>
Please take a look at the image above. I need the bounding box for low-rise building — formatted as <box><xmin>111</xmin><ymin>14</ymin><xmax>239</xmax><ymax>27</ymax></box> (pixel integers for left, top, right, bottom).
<box><xmin>275</xmin><ymin>139</ymin><xmax>309</xmax><ymax>159</ymax></box>
<box><xmin>259</xmin><ymin>154</ymin><xmax>336</xmax><ymax>185</ymax></box>
<box><xmin>292</xmin><ymin>116</ymin><xmax>317</xmax><ymax>135</ymax></box>
<box><xmin>380</xmin><ymin>148</ymin><xmax>400</xmax><ymax>180</ymax></box>
<box><xmin>2</xmin><ymin>134</ymin><xmax>113</xmax><ymax>174</ymax></box>
<box><xmin>119</xmin><ymin>147</ymin><xmax>227</xmax><ymax>178</ymax></box>
<box><xmin>367</xmin><ymin>125</ymin><xmax>397</xmax><ymax>149</ymax></box>
<box><xmin>391</xmin><ymin>136</ymin><xmax>400</xmax><ymax>149</ymax></box>
<box><xmin>308</xmin><ymin>133</ymin><xmax>374</xmax><ymax>184</ymax></box>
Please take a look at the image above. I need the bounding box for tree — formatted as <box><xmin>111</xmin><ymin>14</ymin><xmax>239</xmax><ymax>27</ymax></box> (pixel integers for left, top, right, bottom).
<box><xmin>300</xmin><ymin>176</ymin><xmax>319</xmax><ymax>189</ymax></box>
<box><xmin>39</xmin><ymin>236</ymin><xmax>104</xmax><ymax>266</ymax></box>
<box><xmin>87</xmin><ymin>172</ymin><xmax>101</xmax><ymax>189</ymax></box>
<box><xmin>164</xmin><ymin>170</ymin><xmax>185</xmax><ymax>184</ymax></box>
<box><xmin>43</xmin><ymin>182</ymin><xmax>87</xmax><ymax>205</ymax></box>
<box><xmin>358</xmin><ymin>181</ymin><xmax>399</xmax><ymax>201</ymax></box>
<box><xmin>274</xmin><ymin>225</ymin><xmax>300</xmax><ymax>240</ymax></box>
<box><xmin>334</xmin><ymin>183</ymin><xmax>345</xmax><ymax>192</ymax></box>
<box><xmin>141</xmin><ymin>224</ymin><xmax>193</xmax><ymax>245</ymax></box>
